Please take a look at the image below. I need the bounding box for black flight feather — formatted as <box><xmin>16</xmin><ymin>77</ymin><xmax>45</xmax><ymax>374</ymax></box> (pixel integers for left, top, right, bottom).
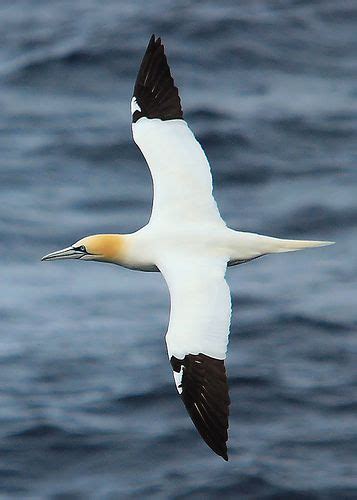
<box><xmin>132</xmin><ymin>35</ymin><xmax>183</xmax><ymax>123</ymax></box>
<box><xmin>170</xmin><ymin>353</ymin><xmax>230</xmax><ymax>461</ymax></box>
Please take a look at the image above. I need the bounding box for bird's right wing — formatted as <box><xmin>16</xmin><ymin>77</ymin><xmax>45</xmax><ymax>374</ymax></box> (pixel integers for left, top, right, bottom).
<box><xmin>131</xmin><ymin>35</ymin><xmax>224</xmax><ymax>227</ymax></box>
<box><xmin>158</xmin><ymin>255</ymin><xmax>231</xmax><ymax>460</ymax></box>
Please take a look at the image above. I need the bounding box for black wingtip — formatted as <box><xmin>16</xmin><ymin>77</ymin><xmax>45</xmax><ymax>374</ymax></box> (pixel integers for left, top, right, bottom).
<box><xmin>132</xmin><ymin>35</ymin><xmax>183</xmax><ymax>122</ymax></box>
<box><xmin>171</xmin><ymin>353</ymin><xmax>230</xmax><ymax>461</ymax></box>
<box><xmin>147</xmin><ymin>34</ymin><xmax>156</xmax><ymax>50</ymax></box>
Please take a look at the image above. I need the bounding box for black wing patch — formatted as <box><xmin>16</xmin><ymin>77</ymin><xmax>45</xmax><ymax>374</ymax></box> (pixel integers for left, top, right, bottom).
<box><xmin>132</xmin><ymin>34</ymin><xmax>183</xmax><ymax>123</ymax></box>
<box><xmin>170</xmin><ymin>353</ymin><xmax>230</xmax><ymax>461</ymax></box>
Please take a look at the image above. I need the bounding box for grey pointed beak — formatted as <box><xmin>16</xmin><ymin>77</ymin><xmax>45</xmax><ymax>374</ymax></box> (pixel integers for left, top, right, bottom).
<box><xmin>41</xmin><ymin>246</ymin><xmax>85</xmax><ymax>262</ymax></box>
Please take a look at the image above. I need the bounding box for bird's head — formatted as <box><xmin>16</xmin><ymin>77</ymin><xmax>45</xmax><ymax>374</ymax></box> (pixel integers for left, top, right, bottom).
<box><xmin>41</xmin><ymin>234</ymin><xmax>125</xmax><ymax>264</ymax></box>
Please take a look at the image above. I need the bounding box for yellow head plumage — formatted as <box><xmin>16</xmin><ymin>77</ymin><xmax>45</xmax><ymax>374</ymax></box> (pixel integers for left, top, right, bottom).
<box><xmin>75</xmin><ymin>234</ymin><xmax>125</xmax><ymax>262</ymax></box>
<box><xmin>41</xmin><ymin>234</ymin><xmax>126</xmax><ymax>264</ymax></box>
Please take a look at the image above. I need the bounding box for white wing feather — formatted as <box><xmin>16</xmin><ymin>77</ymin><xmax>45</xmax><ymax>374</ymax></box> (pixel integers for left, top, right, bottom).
<box><xmin>158</xmin><ymin>256</ymin><xmax>232</xmax><ymax>360</ymax></box>
<box><xmin>132</xmin><ymin>117</ymin><xmax>224</xmax><ymax>226</ymax></box>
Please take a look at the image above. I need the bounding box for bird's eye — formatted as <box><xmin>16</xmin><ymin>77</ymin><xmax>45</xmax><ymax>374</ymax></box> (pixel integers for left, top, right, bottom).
<box><xmin>74</xmin><ymin>245</ymin><xmax>87</xmax><ymax>252</ymax></box>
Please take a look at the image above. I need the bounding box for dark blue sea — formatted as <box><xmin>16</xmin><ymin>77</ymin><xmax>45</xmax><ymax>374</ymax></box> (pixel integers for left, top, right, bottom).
<box><xmin>0</xmin><ymin>0</ymin><xmax>356</xmax><ymax>498</ymax></box>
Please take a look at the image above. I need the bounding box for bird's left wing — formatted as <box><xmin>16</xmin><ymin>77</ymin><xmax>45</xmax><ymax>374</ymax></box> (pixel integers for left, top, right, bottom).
<box><xmin>131</xmin><ymin>35</ymin><xmax>224</xmax><ymax>226</ymax></box>
<box><xmin>158</xmin><ymin>255</ymin><xmax>231</xmax><ymax>460</ymax></box>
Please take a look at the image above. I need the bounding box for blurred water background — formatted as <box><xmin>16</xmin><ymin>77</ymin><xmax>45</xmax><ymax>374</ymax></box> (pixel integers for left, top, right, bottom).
<box><xmin>0</xmin><ymin>0</ymin><xmax>356</xmax><ymax>498</ymax></box>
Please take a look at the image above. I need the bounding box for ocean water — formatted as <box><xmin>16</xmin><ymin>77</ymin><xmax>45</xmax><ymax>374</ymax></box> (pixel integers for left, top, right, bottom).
<box><xmin>0</xmin><ymin>0</ymin><xmax>356</xmax><ymax>498</ymax></box>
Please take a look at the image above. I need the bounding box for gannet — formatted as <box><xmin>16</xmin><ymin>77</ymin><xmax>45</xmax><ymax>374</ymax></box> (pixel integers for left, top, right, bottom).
<box><xmin>42</xmin><ymin>35</ymin><xmax>333</xmax><ymax>461</ymax></box>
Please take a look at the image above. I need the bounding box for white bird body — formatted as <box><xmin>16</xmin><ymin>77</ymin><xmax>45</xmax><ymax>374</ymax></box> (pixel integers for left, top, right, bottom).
<box><xmin>42</xmin><ymin>35</ymin><xmax>333</xmax><ymax>461</ymax></box>
<box><xmin>122</xmin><ymin>225</ymin><xmax>331</xmax><ymax>272</ymax></box>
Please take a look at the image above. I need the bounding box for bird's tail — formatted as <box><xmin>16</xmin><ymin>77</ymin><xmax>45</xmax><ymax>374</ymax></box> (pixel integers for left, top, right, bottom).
<box><xmin>230</xmin><ymin>231</ymin><xmax>334</xmax><ymax>263</ymax></box>
<box><xmin>268</xmin><ymin>237</ymin><xmax>335</xmax><ymax>253</ymax></box>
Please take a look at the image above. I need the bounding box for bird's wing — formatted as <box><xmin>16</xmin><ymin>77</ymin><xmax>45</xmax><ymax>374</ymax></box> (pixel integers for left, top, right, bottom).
<box><xmin>158</xmin><ymin>255</ymin><xmax>231</xmax><ymax>460</ymax></box>
<box><xmin>131</xmin><ymin>35</ymin><xmax>224</xmax><ymax>226</ymax></box>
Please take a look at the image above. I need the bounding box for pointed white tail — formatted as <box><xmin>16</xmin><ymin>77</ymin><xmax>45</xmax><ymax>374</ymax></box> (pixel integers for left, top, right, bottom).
<box><xmin>229</xmin><ymin>231</ymin><xmax>334</xmax><ymax>263</ymax></box>
<box><xmin>270</xmin><ymin>238</ymin><xmax>335</xmax><ymax>253</ymax></box>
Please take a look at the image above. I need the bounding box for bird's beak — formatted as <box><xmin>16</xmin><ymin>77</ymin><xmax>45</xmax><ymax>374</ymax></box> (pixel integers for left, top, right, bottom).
<box><xmin>41</xmin><ymin>246</ymin><xmax>85</xmax><ymax>262</ymax></box>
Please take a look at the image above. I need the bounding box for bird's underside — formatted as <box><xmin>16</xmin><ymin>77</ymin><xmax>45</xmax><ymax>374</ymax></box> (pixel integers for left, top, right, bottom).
<box><xmin>42</xmin><ymin>35</ymin><xmax>333</xmax><ymax>462</ymax></box>
<box><xmin>130</xmin><ymin>35</ymin><xmax>332</xmax><ymax>460</ymax></box>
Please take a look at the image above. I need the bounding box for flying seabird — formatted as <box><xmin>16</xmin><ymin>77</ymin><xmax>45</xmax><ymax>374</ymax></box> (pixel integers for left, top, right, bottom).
<box><xmin>42</xmin><ymin>35</ymin><xmax>333</xmax><ymax>461</ymax></box>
